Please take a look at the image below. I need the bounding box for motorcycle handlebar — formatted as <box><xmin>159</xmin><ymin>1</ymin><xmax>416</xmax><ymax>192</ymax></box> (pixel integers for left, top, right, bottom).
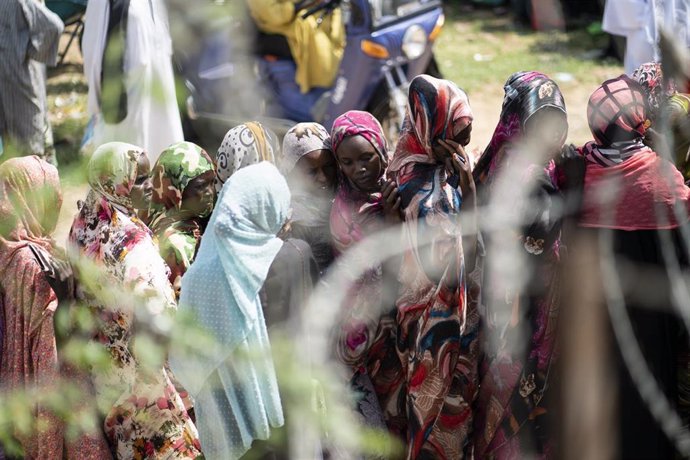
<box><xmin>300</xmin><ymin>0</ymin><xmax>341</xmax><ymax>20</ymax></box>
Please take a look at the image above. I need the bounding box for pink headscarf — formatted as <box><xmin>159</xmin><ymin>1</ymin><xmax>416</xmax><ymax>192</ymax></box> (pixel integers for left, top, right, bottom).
<box><xmin>330</xmin><ymin>110</ymin><xmax>388</xmax><ymax>168</ymax></box>
<box><xmin>579</xmin><ymin>75</ymin><xmax>690</xmax><ymax>230</ymax></box>
<box><xmin>329</xmin><ymin>110</ymin><xmax>389</xmax><ymax>255</ymax></box>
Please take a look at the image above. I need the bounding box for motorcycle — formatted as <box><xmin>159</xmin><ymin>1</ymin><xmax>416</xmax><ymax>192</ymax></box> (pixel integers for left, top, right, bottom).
<box><xmin>178</xmin><ymin>0</ymin><xmax>445</xmax><ymax>151</ymax></box>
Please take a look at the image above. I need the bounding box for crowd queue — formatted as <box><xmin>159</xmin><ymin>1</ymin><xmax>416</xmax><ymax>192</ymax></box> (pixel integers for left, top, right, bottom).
<box><xmin>3</xmin><ymin>64</ymin><xmax>690</xmax><ymax>460</ymax></box>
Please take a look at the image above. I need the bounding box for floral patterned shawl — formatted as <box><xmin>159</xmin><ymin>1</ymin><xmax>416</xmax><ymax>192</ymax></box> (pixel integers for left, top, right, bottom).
<box><xmin>69</xmin><ymin>142</ymin><xmax>202</xmax><ymax>459</ymax></box>
<box><xmin>473</xmin><ymin>73</ymin><xmax>567</xmax><ymax>459</ymax></box>
<box><xmin>632</xmin><ymin>61</ymin><xmax>677</xmax><ymax>121</ymax></box>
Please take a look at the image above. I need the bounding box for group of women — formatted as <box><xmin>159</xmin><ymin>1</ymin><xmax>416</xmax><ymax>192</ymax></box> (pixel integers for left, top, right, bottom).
<box><xmin>2</xmin><ymin>63</ymin><xmax>690</xmax><ymax>460</ymax></box>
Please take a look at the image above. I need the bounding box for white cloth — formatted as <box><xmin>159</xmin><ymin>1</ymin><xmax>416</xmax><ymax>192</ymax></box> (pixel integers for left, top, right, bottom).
<box><xmin>604</xmin><ymin>0</ymin><xmax>690</xmax><ymax>74</ymax></box>
<box><xmin>82</xmin><ymin>0</ymin><xmax>183</xmax><ymax>162</ymax></box>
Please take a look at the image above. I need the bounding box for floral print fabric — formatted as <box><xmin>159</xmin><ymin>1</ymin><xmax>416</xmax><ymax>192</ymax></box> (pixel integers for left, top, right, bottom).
<box><xmin>69</xmin><ymin>143</ymin><xmax>202</xmax><ymax>459</ymax></box>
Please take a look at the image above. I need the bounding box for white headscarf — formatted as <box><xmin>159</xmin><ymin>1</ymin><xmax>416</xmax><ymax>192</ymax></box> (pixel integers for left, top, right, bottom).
<box><xmin>281</xmin><ymin>122</ymin><xmax>334</xmax><ymax>227</ymax></box>
<box><xmin>215</xmin><ymin>122</ymin><xmax>280</xmax><ymax>193</ymax></box>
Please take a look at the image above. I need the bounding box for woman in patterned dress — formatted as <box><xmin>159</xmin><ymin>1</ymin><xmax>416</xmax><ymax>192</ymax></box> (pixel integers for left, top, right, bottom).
<box><xmin>472</xmin><ymin>71</ymin><xmax>568</xmax><ymax>459</ymax></box>
<box><xmin>69</xmin><ymin>142</ymin><xmax>202</xmax><ymax>459</ymax></box>
<box><xmin>382</xmin><ymin>75</ymin><xmax>480</xmax><ymax>459</ymax></box>
<box><xmin>0</xmin><ymin>156</ymin><xmax>112</xmax><ymax>459</ymax></box>
<box><xmin>328</xmin><ymin>110</ymin><xmax>399</xmax><ymax>433</ymax></box>
<box><xmin>149</xmin><ymin>141</ymin><xmax>216</xmax><ymax>298</ymax></box>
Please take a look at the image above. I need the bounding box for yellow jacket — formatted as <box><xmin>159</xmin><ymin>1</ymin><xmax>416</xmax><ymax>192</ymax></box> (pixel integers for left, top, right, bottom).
<box><xmin>248</xmin><ymin>0</ymin><xmax>346</xmax><ymax>93</ymax></box>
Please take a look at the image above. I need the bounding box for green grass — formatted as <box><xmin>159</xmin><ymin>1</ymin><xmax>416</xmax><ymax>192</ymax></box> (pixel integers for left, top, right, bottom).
<box><xmin>434</xmin><ymin>5</ymin><xmax>621</xmax><ymax>94</ymax></box>
<box><xmin>47</xmin><ymin>65</ymin><xmax>89</xmax><ymax>168</ymax></box>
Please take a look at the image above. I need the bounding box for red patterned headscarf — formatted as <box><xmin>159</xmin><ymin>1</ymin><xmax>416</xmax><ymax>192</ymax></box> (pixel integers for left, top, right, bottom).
<box><xmin>389</xmin><ymin>75</ymin><xmax>473</xmax><ymax>174</ymax></box>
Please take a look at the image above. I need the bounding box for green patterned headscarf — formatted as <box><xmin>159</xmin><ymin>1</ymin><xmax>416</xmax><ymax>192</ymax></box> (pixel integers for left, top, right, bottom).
<box><xmin>151</xmin><ymin>141</ymin><xmax>215</xmax><ymax>213</ymax></box>
<box><xmin>88</xmin><ymin>142</ymin><xmax>145</xmax><ymax>211</ymax></box>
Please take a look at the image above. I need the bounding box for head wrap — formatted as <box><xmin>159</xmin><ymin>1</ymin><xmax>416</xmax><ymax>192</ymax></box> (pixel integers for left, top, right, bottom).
<box><xmin>280</xmin><ymin>122</ymin><xmax>335</xmax><ymax>228</ymax></box>
<box><xmin>170</xmin><ymin>162</ymin><xmax>287</xmax><ymax>456</ymax></box>
<box><xmin>587</xmin><ymin>75</ymin><xmax>650</xmax><ymax>146</ymax></box>
<box><xmin>151</xmin><ymin>141</ymin><xmax>215</xmax><ymax>213</ymax></box>
<box><xmin>581</xmin><ymin>75</ymin><xmax>652</xmax><ymax>167</ymax></box>
<box><xmin>330</xmin><ymin>110</ymin><xmax>388</xmax><ymax>169</ymax></box>
<box><xmin>389</xmin><ymin>75</ymin><xmax>473</xmax><ymax>173</ymax></box>
<box><xmin>88</xmin><ymin>142</ymin><xmax>146</xmax><ymax>211</ymax></box>
<box><xmin>0</xmin><ymin>156</ymin><xmax>61</xmax><ymax>250</ymax></box>
<box><xmin>215</xmin><ymin>122</ymin><xmax>279</xmax><ymax>193</ymax></box>
<box><xmin>631</xmin><ymin>62</ymin><xmax>677</xmax><ymax>121</ymax></box>
<box><xmin>473</xmin><ymin>71</ymin><xmax>567</xmax><ymax>185</ymax></box>
<box><xmin>281</xmin><ymin>122</ymin><xmax>332</xmax><ymax>174</ymax></box>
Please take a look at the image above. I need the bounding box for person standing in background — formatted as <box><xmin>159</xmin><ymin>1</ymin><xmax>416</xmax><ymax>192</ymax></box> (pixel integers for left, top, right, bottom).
<box><xmin>0</xmin><ymin>0</ymin><xmax>63</xmax><ymax>164</ymax></box>
<box><xmin>81</xmin><ymin>0</ymin><xmax>183</xmax><ymax>163</ymax></box>
<box><xmin>603</xmin><ymin>0</ymin><xmax>690</xmax><ymax>74</ymax></box>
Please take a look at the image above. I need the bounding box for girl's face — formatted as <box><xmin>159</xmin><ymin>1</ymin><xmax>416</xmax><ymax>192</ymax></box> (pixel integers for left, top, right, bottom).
<box><xmin>335</xmin><ymin>135</ymin><xmax>384</xmax><ymax>192</ymax></box>
<box><xmin>130</xmin><ymin>153</ymin><xmax>153</xmax><ymax>210</ymax></box>
<box><xmin>292</xmin><ymin>149</ymin><xmax>338</xmax><ymax>197</ymax></box>
<box><xmin>181</xmin><ymin>171</ymin><xmax>216</xmax><ymax>217</ymax></box>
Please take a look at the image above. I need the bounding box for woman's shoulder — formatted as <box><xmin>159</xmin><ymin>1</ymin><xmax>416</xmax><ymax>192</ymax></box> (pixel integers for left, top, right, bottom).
<box><xmin>277</xmin><ymin>238</ymin><xmax>314</xmax><ymax>261</ymax></box>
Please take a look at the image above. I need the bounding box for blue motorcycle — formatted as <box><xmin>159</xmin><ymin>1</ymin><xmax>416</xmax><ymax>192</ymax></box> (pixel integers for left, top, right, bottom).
<box><xmin>179</xmin><ymin>0</ymin><xmax>444</xmax><ymax>149</ymax></box>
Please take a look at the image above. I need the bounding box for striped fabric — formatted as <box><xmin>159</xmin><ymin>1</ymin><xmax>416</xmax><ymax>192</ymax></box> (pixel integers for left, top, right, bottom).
<box><xmin>0</xmin><ymin>0</ymin><xmax>63</xmax><ymax>161</ymax></box>
<box><xmin>583</xmin><ymin>139</ymin><xmax>648</xmax><ymax>167</ymax></box>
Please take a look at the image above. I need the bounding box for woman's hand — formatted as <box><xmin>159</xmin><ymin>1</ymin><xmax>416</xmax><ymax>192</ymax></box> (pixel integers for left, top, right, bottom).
<box><xmin>381</xmin><ymin>179</ymin><xmax>402</xmax><ymax>225</ymax></box>
<box><xmin>438</xmin><ymin>139</ymin><xmax>476</xmax><ymax>201</ymax></box>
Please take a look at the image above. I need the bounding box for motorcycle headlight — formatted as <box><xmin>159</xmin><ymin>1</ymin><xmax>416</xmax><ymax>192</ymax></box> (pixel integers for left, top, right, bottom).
<box><xmin>402</xmin><ymin>25</ymin><xmax>427</xmax><ymax>60</ymax></box>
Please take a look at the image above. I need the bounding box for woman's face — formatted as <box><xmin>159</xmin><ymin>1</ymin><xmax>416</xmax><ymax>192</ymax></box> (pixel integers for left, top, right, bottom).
<box><xmin>130</xmin><ymin>153</ymin><xmax>153</xmax><ymax>210</ymax></box>
<box><xmin>431</xmin><ymin>122</ymin><xmax>473</xmax><ymax>163</ymax></box>
<box><xmin>335</xmin><ymin>135</ymin><xmax>383</xmax><ymax>192</ymax></box>
<box><xmin>181</xmin><ymin>170</ymin><xmax>216</xmax><ymax>217</ymax></box>
<box><xmin>292</xmin><ymin>149</ymin><xmax>338</xmax><ymax>197</ymax></box>
<box><xmin>524</xmin><ymin>108</ymin><xmax>568</xmax><ymax>156</ymax></box>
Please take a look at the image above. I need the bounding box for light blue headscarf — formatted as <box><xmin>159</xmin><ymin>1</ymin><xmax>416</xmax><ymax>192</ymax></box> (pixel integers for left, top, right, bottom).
<box><xmin>170</xmin><ymin>162</ymin><xmax>290</xmax><ymax>459</ymax></box>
